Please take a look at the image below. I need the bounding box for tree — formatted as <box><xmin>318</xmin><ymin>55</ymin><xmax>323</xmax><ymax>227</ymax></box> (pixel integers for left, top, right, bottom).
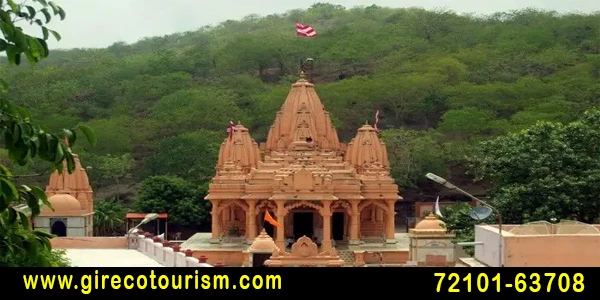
<box><xmin>133</xmin><ymin>176</ymin><xmax>210</xmax><ymax>227</ymax></box>
<box><xmin>0</xmin><ymin>0</ymin><xmax>96</xmax><ymax>266</ymax></box>
<box><xmin>93</xmin><ymin>199</ymin><xmax>127</xmax><ymax>236</ymax></box>
<box><xmin>143</xmin><ymin>130</ymin><xmax>222</xmax><ymax>183</ymax></box>
<box><xmin>95</xmin><ymin>153</ymin><xmax>134</xmax><ymax>187</ymax></box>
<box><xmin>440</xmin><ymin>202</ymin><xmax>495</xmax><ymax>256</ymax></box>
<box><xmin>469</xmin><ymin>108</ymin><xmax>600</xmax><ymax>224</ymax></box>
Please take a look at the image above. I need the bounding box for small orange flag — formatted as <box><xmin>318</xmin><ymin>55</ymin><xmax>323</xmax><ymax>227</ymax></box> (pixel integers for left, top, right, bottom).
<box><xmin>264</xmin><ymin>211</ymin><xmax>280</xmax><ymax>228</ymax></box>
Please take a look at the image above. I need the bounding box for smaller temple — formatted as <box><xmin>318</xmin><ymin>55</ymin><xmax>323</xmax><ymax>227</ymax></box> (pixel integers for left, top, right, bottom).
<box><xmin>408</xmin><ymin>213</ymin><xmax>455</xmax><ymax>266</ymax></box>
<box><xmin>33</xmin><ymin>143</ymin><xmax>94</xmax><ymax>237</ymax></box>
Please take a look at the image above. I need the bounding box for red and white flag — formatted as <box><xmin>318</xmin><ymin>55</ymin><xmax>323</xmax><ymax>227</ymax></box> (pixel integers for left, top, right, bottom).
<box><xmin>296</xmin><ymin>21</ymin><xmax>317</xmax><ymax>37</ymax></box>
<box><xmin>374</xmin><ymin>109</ymin><xmax>380</xmax><ymax>133</ymax></box>
<box><xmin>227</xmin><ymin>121</ymin><xmax>236</xmax><ymax>140</ymax></box>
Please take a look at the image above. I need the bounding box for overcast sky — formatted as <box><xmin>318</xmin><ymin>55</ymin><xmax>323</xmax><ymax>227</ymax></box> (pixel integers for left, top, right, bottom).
<box><xmin>26</xmin><ymin>0</ymin><xmax>600</xmax><ymax>49</ymax></box>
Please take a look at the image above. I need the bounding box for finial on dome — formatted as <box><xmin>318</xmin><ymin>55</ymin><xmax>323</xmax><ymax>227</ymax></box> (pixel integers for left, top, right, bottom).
<box><xmin>365</xmin><ymin>120</ymin><xmax>369</xmax><ymax>125</ymax></box>
<box><xmin>238</xmin><ymin>120</ymin><xmax>241</xmax><ymax>125</ymax></box>
<box><xmin>299</xmin><ymin>70</ymin><xmax>306</xmax><ymax>80</ymax></box>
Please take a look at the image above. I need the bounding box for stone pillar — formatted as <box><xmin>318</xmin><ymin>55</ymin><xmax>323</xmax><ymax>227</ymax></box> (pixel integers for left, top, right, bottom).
<box><xmin>246</xmin><ymin>200</ymin><xmax>257</xmax><ymax>244</ymax></box>
<box><xmin>386</xmin><ymin>200</ymin><xmax>396</xmax><ymax>244</ymax></box>
<box><xmin>321</xmin><ymin>200</ymin><xmax>332</xmax><ymax>252</ymax></box>
<box><xmin>349</xmin><ymin>200</ymin><xmax>360</xmax><ymax>245</ymax></box>
<box><xmin>275</xmin><ymin>200</ymin><xmax>285</xmax><ymax>250</ymax></box>
<box><xmin>210</xmin><ymin>200</ymin><xmax>221</xmax><ymax>243</ymax></box>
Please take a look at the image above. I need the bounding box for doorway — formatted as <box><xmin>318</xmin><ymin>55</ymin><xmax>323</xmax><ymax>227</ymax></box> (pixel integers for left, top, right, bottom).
<box><xmin>261</xmin><ymin>212</ymin><xmax>275</xmax><ymax>238</ymax></box>
<box><xmin>252</xmin><ymin>253</ymin><xmax>271</xmax><ymax>267</ymax></box>
<box><xmin>293</xmin><ymin>212</ymin><xmax>313</xmax><ymax>239</ymax></box>
<box><xmin>50</xmin><ymin>219</ymin><xmax>67</xmax><ymax>237</ymax></box>
<box><xmin>332</xmin><ymin>212</ymin><xmax>345</xmax><ymax>240</ymax></box>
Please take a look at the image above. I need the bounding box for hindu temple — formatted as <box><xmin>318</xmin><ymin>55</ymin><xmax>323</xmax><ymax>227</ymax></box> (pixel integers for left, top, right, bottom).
<box><xmin>33</xmin><ymin>144</ymin><xmax>95</xmax><ymax>237</ymax></box>
<box><xmin>180</xmin><ymin>72</ymin><xmax>416</xmax><ymax>266</ymax></box>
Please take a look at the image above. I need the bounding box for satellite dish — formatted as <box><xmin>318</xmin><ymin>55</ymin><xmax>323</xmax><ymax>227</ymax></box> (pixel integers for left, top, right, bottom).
<box><xmin>469</xmin><ymin>206</ymin><xmax>492</xmax><ymax>220</ymax></box>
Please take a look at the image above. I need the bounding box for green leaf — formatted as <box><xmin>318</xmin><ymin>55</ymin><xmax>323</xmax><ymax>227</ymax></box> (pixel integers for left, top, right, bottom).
<box><xmin>41</xmin><ymin>26</ymin><xmax>49</xmax><ymax>40</ymax></box>
<box><xmin>25</xmin><ymin>191</ymin><xmax>41</xmax><ymax>216</ymax></box>
<box><xmin>7</xmin><ymin>0</ymin><xmax>19</xmax><ymax>13</ymax></box>
<box><xmin>49</xmin><ymin>29</ymin><xmax>61</xmax><ymax>41</ymax></box>
<box><xmin>0</xmin><ymin>78</ymin><xmax>8</xmax><ymax>93</ymax></box>
<box><xmin>54</xmin><ymin>138</ymin><xmax>64</xmax><ymax>163</ymax></box>
<box><xmin>0</xmin><ymin>177</ymin><xmax>20</xmax><ymax>202</ymax></box>
<box><xmin>16</xmin><ymin>106</ymin><xmax>32</xmax><ymax>121</ymax></box>
<box><xmin>13</xmin><ymin>29</ymin><xmax>28</xmax><ymax>51</ymax></box>
<box><xmin>36</xmin><ymin>38</ymin><xmax>49</xmax><ymax>57</ymax></box>
<box><xmin>26</xmin><ymin>5</ymin><xmax>37</xmax><ymax>18</ymax></box>
<box><xmin>0</xmin><ymin>10</ymin><xmax>11</xmax><ymax>22</ymax></box>
<box><xmin>35</xmin><ymin>0</ymin><xmax>48</xmax><ymax>6</ymax></box>
<box><xmin>35</xmin><ymin>19</ymin><xmax>43</xmax><ymax>26</ymax></box>
<box><xmin>19</xmin><ymin>212</ymin><xmax>31</xmax><ymax>229</ymax></box>
<box><xmin>0</xmin><ymin>164</ymin><xmax>13</xmax><ymax>177</ymax></box>
<box><xmin>5</xmin><ymin>44</ymin><xmax>17</xmax><ymax>64</ymax></box>
<box><xmin>0</xmin><ymin>38</ymin><xmax>7</xmax><ymax>51</ymax></box>
<box><xmin>48</xmin><ymin>1</ymin><xmax>59</xmax><ymax>15</ymax></box>
<box><xmin>57</xmin><ymin>6</ymin><xmax>66</xmax><ymax>20</ymax></box>
<box><xmin>62</xmin><ymin>128</ymin><xmax>76</xmax><ymax>145</ymax></box>
<box><xmin>65</xmin><ymin>151</ymin><xmax>75</xmax><ymax>172</ymax></box>
<box><xmin>77</xmin><ymin>124</ymin><xmax>97</xmax><ymax>146</ymax></box>
<box><xmin>40</xmin><ymin>8</ymin><xmax>51</xmax><ymax>23</ymax></box>
<box><xmin>7</xmin><ymin>207</ymin><xmax>17</xmax><ymax>224</ymax></box>
<box><xmin>15</xmin><ymin>53</ymin><xmax>21</xmax><ymax>65</ymax></box>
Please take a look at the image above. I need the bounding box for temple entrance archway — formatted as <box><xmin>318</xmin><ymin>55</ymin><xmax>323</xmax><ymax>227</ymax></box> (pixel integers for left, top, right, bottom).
<box><xmin>293</xmin><ymin>211</ymin><xmax>314</xmax><ymax>240</ymax></box>
<box><xmin>332</xmin><ymin>212</ymin><xmax>345</xmax><ymax>240</ymax></box>
<box><xmin>51</xmin><ymin>219</ymin><xmax>67</xmax><ymax>237</ymax></box>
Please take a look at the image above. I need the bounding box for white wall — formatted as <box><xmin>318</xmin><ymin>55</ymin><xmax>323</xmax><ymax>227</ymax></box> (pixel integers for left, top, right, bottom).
<box><xmin>474</xmin><ymin>225</ymin><xmax>507</xmax><ymax>267</ymax></box>
<box><xmin>134</xmin><ymin>234</ymin><xmax>213</xmax><ymax>268</ymax></box>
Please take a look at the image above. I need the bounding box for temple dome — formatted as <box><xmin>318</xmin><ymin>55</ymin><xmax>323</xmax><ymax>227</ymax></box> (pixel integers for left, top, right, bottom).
<box><xmin>248</xmin><ymin>229</ymin><xmax>279</xmax><ymax>253</ymax></box>
<box><xmin>265</xmin><ymin>73</ymin><xmax>340</xmax><ymax>151</ymax></box>
<box><xmin>217</xmin><ymin>123</ymin><xmax>261</xmax><ymax>172</ymax></box>
<box><xmin>344</xmin><ymin>123</ymin><xmax>389</xmax><ymax>171</ymax></box>
<box><xmin>42</xmin><ymin>194</ymin><xmax>82</xmax><ymax>213</ymax></box>
<box><xmin>414</xmin><ymin>213</ymin><xmax>446</xmax><ymax>231</ymax></box>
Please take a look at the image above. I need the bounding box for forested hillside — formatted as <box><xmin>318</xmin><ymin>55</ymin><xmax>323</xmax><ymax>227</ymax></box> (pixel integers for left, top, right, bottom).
<box><xmin>1</xmin><ymin>4</ymin><xmax>599</xmax><ymax>231</ymax></box>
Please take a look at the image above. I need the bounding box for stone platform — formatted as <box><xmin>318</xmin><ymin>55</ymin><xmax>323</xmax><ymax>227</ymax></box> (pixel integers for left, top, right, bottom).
<box><xmin>178</xmin><ymin>232</ymin><xmax>410</xmax><ymax>266</ymax></box>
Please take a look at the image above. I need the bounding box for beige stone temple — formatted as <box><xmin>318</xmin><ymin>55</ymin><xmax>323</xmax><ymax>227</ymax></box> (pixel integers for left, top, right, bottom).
<box><xmin>205</xmin><ymin>72</ymin><xmax>402</xmax><ymax>256</ymax></box>
<box><xmin>33</xmin><ymin>146</ymin><xmax>94</xmax><ymax>237</ymax></box>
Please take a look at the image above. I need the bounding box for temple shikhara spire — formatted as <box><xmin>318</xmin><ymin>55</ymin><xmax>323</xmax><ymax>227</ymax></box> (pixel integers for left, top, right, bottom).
<box><xmin>36</xmin><ymin>146</ymin><xmax>95</xmax><ymax>237</ymax></box>
<box><xmin>205</xmin><ymin>72</ymin><xmax>401</xmax><ymax>259</ymax></box>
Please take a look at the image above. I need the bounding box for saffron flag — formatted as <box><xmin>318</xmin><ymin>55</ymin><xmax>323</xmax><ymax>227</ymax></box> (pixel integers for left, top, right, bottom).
<box><xmin>264</xmin><ymin>210</ymin><xmax>280</xmax><ymax>228</ymax></box>
<box><xmin>227</xmin><ymin>121</ymin><xmax>236</xmax><ymax>140</ymax></box>
<box><xmin>434</xmin><ymin>196</ymin><xmax>443</xmax><ymax>218</ymax></box>
<box><xmin>374</xmin><ymin>109</ymin><xmax>380</xmax><ymax>133</ymax></box>
<box><xmin>296</xmin><ymin>21</ymin><xmax>317</xmax><ymax>37</ymax></box>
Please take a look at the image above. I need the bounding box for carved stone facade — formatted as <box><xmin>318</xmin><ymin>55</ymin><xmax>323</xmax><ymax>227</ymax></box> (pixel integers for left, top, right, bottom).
<box><xmin>35</xmin><ymin>144</ymin><xmax>94</xmax><ymax>237</ymax></box>
<box><xmin>205</xmin><ymin>72</ymin><xmax>402</xmax><ymax>253</ymax></box>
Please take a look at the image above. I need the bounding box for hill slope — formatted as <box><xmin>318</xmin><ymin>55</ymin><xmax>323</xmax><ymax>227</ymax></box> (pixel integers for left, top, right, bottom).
<box><xmin>1</xmin><ymin>4</ymin><xmax>599</xmax><ymax>203</ymax></box>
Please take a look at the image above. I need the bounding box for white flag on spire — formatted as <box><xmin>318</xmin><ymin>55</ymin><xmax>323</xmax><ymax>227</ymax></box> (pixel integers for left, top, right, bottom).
<box><xmin>434</xmin><ymin>196</ymin><xmax>443</xmax><ymax>218</ymax></box>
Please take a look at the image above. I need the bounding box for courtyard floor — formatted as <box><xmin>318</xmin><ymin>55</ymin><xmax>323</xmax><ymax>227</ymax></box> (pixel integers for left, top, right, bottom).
<box><xmin>65</xmin><ymin>249</ymin><xmax>164</xmax><ymax>267</ymax></box>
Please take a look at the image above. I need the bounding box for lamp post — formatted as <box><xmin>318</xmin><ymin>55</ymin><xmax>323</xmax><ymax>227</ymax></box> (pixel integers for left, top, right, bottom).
<box><xmin>425</xmin><ymin>173</ymin><xmax>504</xmax><ymax>267</ymax></box>
<box><xmin>127</xmin><ymin>213</ymin><xmax>159</xmax><ymax>249</ymax></box>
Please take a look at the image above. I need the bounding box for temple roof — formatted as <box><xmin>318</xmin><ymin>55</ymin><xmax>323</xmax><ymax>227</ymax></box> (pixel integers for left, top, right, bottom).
<box><xmin>265</xmin><ymin>72</ymin><xmax>340</xmax><ymax>151</ymax></box>
<box><xmin>344</xmin><ymin>122</ymin><xmax>390</xmax><ymax>173</ymax></box>
<box><xmin>217</xmin><ymin>123</ymin><xmax>261</xmax><ymax>172</ymax></box>
<box><xmin>46</xmin><ymin>153</ymin><xmax>92</xmax><ymax>195</ymax></box>
<box><xmin>45</xmin><ymin>141</ymin><xmax>94</xmax><ymax>214</ymax></box>
<box><xmin>205</xmin><ymin>73</ymin><xmax>400</xmax><ymax>202</ymax></box>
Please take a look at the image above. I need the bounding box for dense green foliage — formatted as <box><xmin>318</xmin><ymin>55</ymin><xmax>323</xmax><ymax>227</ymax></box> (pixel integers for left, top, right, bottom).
<box><xmin>1</xmin><ymin>3</ymin><xmax>599</xmax><ymax>233</ymax></box>
<box><xmin>470</xmin><ymin>108</ymin><xmax>600</xmax><ymax>224</ymax></box>
<box><xmin>440</xmin><ymin>202</ymin><xmax>496</xmax><ymax>256</ymax></box>
<box><xmin>0</xmin><ymin>0</ymin><xmax>93</xmax><ymax>266</ymax></box>
<box><xmin>134</xmin><ymin>176</ymin><xmax>210</xmax><ymax>227</ymax></box>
